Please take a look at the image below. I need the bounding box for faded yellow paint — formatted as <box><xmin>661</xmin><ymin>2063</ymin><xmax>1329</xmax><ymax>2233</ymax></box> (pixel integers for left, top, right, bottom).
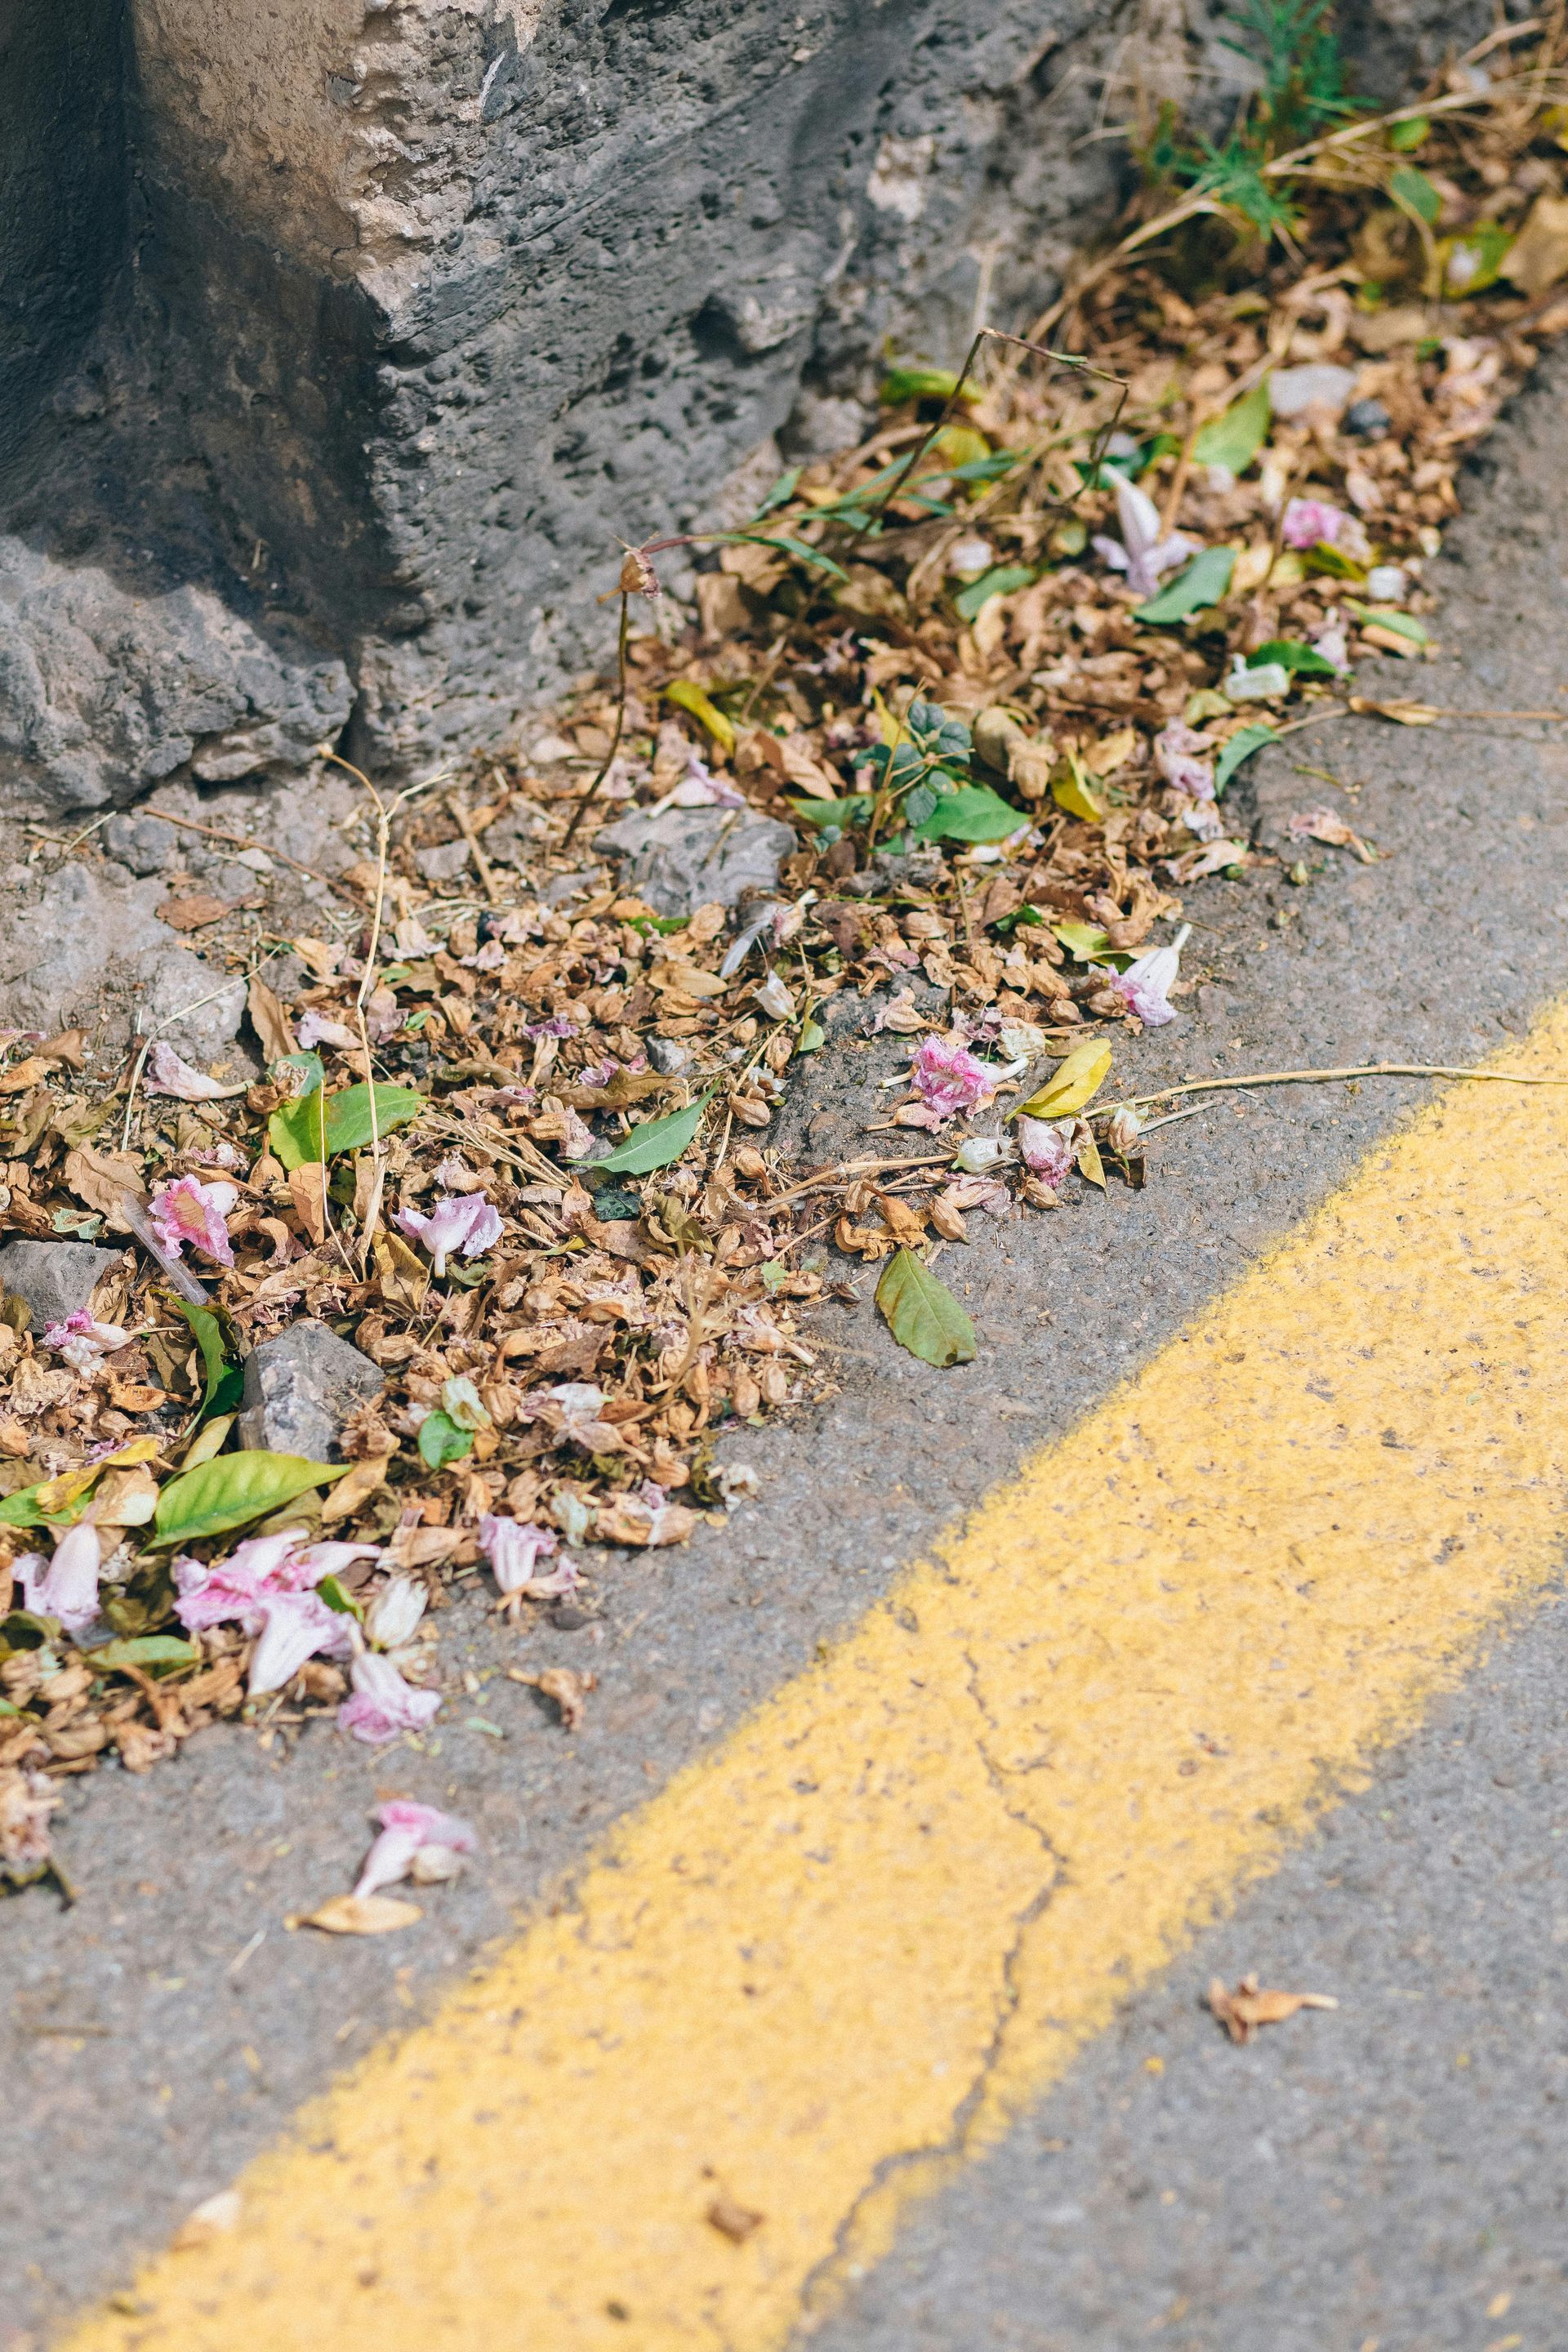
<box><xmin>66</xmin><ymin>1006</ymin><xmax>1568</xmax><ymax>2352</ymax></box>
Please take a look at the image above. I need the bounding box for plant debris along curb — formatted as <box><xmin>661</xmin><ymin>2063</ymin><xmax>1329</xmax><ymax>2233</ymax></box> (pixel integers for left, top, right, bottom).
<box><xmin>7</xmin><ymin>9</ymin><xmax>1568</xmax><ymax>1905</ymax></box>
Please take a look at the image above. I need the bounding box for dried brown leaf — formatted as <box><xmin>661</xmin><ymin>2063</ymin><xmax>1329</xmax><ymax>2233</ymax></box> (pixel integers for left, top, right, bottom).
<box><xmin>247</xmin><ymin>977</ymin><xmax>296</xmax><ymax>1063</ymax></box>
<box><xmin>157</xmin><ymin>894</ymin><xmax>230</xmax><ymax>932</ymax></box>
<box><xmin>1207</xmin><ymin>1973</ymin><xmax>1339</xmax><ymax>2043</ymax></box>
<box><xmin>299</xmin><ymin>1894</ymin><xmax>422</xmax><ymax>1936</ymax></box>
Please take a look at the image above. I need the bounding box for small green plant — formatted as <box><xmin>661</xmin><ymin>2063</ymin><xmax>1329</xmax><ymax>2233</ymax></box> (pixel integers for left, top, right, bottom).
<box><xmin>1146</xmin><ymin>0</ymin><xmax>1365</xmax><ymax>242</ymax></box>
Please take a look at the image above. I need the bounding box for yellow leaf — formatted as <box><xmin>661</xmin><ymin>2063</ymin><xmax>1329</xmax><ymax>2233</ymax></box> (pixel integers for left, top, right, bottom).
<box><xmin>1013</xmin><ymin>1038</ymin><xmax>1113</xmax><ymax>1119</ymax></box>
<box><xmin>1081</xmin><ymin>727</ymin><xmax>1138</xmax><ymax>778</ymax></box>
<box><xmin>929</xmin><ymin>423</ymin><xmax>989</xmax><ymax>470</ymax></box>
<box><xmin>1076</xmin><ymin>1132</ymin><xmax>1107</xmax><ymax>1190</ymax></box>
<box><xmin>665</xmin><ymin>679</ymin><xmax>737</xmax><ymax>755</ymax></box>
<box><xmin>868</xmin><ymin>687</ymin><xmax>902</xmax><ymax>748</ymax></box>
<box><xmin>320</xmin><ymin>1454</ymin><xmax>390</xmax><ymax>1526</ymax></box>
<box><xmin>1052</xmin><ymin>751</ymin><xmax>1105</xmax><ymax>824</ymax></box>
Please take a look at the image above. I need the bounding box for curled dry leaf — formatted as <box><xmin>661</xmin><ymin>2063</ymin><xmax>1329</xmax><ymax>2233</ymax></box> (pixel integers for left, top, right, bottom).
<box><xmin>1208</xmin><ymin>1973</ymin><xmax>1339</xmax><ymax>2044</ymax></box>
<box><xmin>172</xmin><ymin>2190</ymin><xmax>243</xmax><ymax>2251</ymax></box>
<box><xmin>157</xmin><ymin>893</ymin><xmax>230</xmax><ymax>932</ymax></box>
<box><xmin>247</xmin><ymin>976</ymin><xmax>297</xmax><ymax>1063</ymax></box>
<box><xmin>297</xmin><ymin>1894</ymin><xmax>424</xmax><ymax>1936</ymax></box>
<box><xmin>64</xmin><ymin>1145</ymin><xmax>146</xmax><ymax>1227</ymax></box>
<box><xmin>706</xmin><ymin>2192</ymin><xmax>765</xmax><ymax>2244</ymax></box>
<box><xmin>510</xmin><ymin>1664</ymin><xmax>597</xmax><ymax>1730</ymax></box>
<box><xmin>318</xmin><ymin>1454</ymin><xmax>390</xmax><ymax>1526</ymax></box>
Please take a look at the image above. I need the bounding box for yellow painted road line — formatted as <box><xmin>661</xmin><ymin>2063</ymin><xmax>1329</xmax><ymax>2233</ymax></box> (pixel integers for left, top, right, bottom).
<box><xmin>68</xmin><ymin>1004</ymin><xmax>1568</xmax><ymax>2352</ymax></box>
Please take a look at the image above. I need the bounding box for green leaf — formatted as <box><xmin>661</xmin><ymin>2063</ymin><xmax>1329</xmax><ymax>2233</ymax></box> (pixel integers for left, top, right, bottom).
<box><xmin>733</xmin><ymin>532</ymin><xmax>849</xmax><ymax>583</ymax></box>
<box><xmin>798</xmin><ymin>1018</ymin><xmax>826</xmax><ymax>1053</ymax></box>
<box><xmin>790</xmin><ymin>793</ymin><xmax>876</xmax><ymax>831</ymax></box>
<box><xmin>875</xmin><ymin>1249</ymin><xmax>977</xmax><ymax>1369</ymax></box>
<box><xmin>880</xmin><ymin>364</ymin><xmax>976</xmax><ymax>405</ymax></box>
<box><xmin>1345</xmin><ymin>599</ymin><xmax>1429</xmax><ymax>646</ymax></box>
<box><xmin>752</xmin><ymin>466</ymin><xmax>802</xmax><ymax>519</ymax></box>
<box><xmin>1388</xmin><ymin>114</ymin><xmax>1429</xmax><ymax>151</ymax></box>
<box><xmin>1214</xmin><ymin>722</ymin><xmax>1281</xmax><ymax>795</ymax></box>
<box><xmin>943</xmin><ymin>451</ymin><xmax>1023</xmax><ymax>483</ymax></box>
<box><xmin>954</xmin><ymin>564</ymin><xmax>1036</xmax><ymax>622</ymax></box>
<box><xmin>911</xmin><ymin>785</ymin><xmax>1023</xmax><ymax>844</ymax></box>
<box><xmin>0</xmin><ymin>1484</ymin><xmax>48</xmax><ymax>1528</ymax></box>
<box><xmin>1134</xmin><ymin>546</ymin><xmax>1236</xmax><ymax>624</ymax></box>
<box><xmin>1192</xmin><ymin>379</ymin><xmax>1272</xmax><ymax>474</ymax></box>
<box><xmin>417</xmin><ymin>1410</ymin><xmax>474</xmax><ymax>1470</ymax></box>
<box><xmin>87</xmin><ymin>1634</ymin><xmax>199</xmax><ymax>1676</ymax></box>
<box><xmin>577</xmin><ymin>1091</ymin><xmax>715</xmax><ymax>1176</ymax></box>
<box><xmin>173</xmin><ymin>1298</ymin><xmax>243</xmax><ymax>1420</ymax></box>
<box><xmin>1441</xmin><ymin>219</ymin><xmax>1512</xmax><ymax>296</ymax></box>
<box><xmin>270</xmin><ymin>1082</ymin><xmax>424</xmax><ymax>1170</ymax></box>
<box><xmin>1389</xmin><ymin>164</ymin><xmax>1441</xmax><ymax>226</ymax></box>
<box><xmin>1304</xmin><ymin>541</ymin><xmax>1366</xmax><ymax>581</ymax></box>
<box><xmin>152</xmin><ymin>1451</ymin><xmax>350</xmax><ymax>1547</ymax></box>
<box><xmin>1053</xmin><ymin>920</ymin><xmax>1113</xmax><ymax>961</ymax></box>
<box><xmin>589</xmin><ymin>1183</ymin><xmax>643</xmax><ymax>1220</ymax></box>
<box><xmin>1250</xmin><ymin>638</ymin><xmax>1339</xmax><ymax>676</ymax></box>
<box><xmin>0</xmin><ymin>1477</ymin><xmax>99</xmax><ymax>1530</ymax></box>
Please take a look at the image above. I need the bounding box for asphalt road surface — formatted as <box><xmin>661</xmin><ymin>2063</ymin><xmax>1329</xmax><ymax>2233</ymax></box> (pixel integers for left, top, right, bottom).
<box><xmin>8</xmin><ymin>349</ymin><xmax>1568</xmax><ymax>2352</ymax></box>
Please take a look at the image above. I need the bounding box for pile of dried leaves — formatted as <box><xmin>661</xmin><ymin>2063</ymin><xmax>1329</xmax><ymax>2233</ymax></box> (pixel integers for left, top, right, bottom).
<box><xmin>6</xmin><ymin>18</ymin><xmax>1568</xmax><ymax>1895</ymax></box>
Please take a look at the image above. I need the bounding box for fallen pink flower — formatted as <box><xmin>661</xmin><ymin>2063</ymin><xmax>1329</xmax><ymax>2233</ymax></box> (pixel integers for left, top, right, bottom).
<box><xmin>944</xmin><ymin>1175</ymin><xmax>1012</xmax><ymax>1217</ymax></box>
<box><xmin>295</xmin><ymin>1009</ymin><xmax>359</xmax><ymax>1050</ymax></box>
<box><xmin>247</xmin><ymin>1589</ymin><xmax>354</xmax><ymax>1697</ymax></box>
<box><xmin>460</xmin><ymin>938</ymin><xmax>508</xmax><ymax>972</ymax></box>
<box><xmin>353</xmin><ymin>1798</ymin><xmax>478</xmax><ymax>1900</ymax></box>
<box><xmin>1311</xmin><ymin>623</ymin><xmax>1351</xmax><ymax>673</ymax></box>
<box><xmin>174</xmin><ymin>1530</ymin><xmax>381</xmax><ymax>1635</ymax></box>
<box><xmin>338</xmin><ymin>1650</ymin><xmax>443</xmax><ymax>1744</ymax></box>
<box><xmin>1280</xmin><ymin>497</ymin><xmax>1367</xmax><ymax>556</ymax></box>
<box><xmin>1092</xmin><ymin>477</ymin><xmax>1196</xmax><ymax>599</ymax></box>
<box><xmin>17</xmin><ymin>1523</ymin><xmax>104</xmax><ymax>1637</ymax></box>
<box><xmin>395</xmin><ymin>1189</ymin><xmax>503</xmax><ymax>1277</ymax></box>
<box><xmin>1110</xmin><ymin>942</ymin><xmax>1182</xmax><ymax>1027</ymax></box>
<box><xmin>1153</xmin><ymin>721</ymin><xmax>1216</xmax><ymax>800</ymax></box>
<box><xmin>478</xmin><ymin>1513</ymin><xmax>581</xmax><ymax>1599</ymax></box>
<box><xmin>1018</xmin><ymin>1117</ymin><xmax>1075</xmax><ymax>1189</ymax></box>
<box><xmin>910</xmin><ymin>1035</ymin><xmax>993</xmax><ymax>1120</ymax></box>
<box><xmin>662</xmin><ymin>749</ymin><xmax>745</xmax><ymax>811</ymax></box>
<box><xmin>148</xmin><ymin>1173</ymin><xmax>239</xmax><ymax>1268</ymax></box>
<box><xmin>42</xmin><ymin>1309</ymin><xmax>129</xmax><ymax>1372</ymax></box>
<box><xmin>143</xmin><ymin>1041</ymin><xmax>247</xmax><ymax>1102</ymax></box>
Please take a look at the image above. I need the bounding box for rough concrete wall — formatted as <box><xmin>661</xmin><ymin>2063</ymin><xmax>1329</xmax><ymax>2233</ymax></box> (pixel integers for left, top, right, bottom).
<box><xmin>0</xmin><ymin>0</ymin><xmax>1514</xmax><ymax>813</ymax></box>
<box><xmin>0</xmin><ymin>0</ymin><xmax>131</xmax><ymax>476</ymax></box>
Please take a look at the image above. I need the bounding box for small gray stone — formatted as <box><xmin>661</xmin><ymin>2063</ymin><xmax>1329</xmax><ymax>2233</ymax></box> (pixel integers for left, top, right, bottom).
<box><xmin>103</xmin><ymin>815</ymin><xmax>178</xmax><ymax>875</ymax></box>
<box><xmin>595</xmin><ymin>805</ymin><xmax>795</xmax><ymax>916</ymax></box>
<box><xmin>414</xmin><ymin>838</ymin><xmax>471</xmax><ymax>884</ymax></box>
<box><xmin>0</xmin><ymin>1240</ymin><xmax>122</xmax><ymax>1331</ymax></box>
<box><xmin>1344</xmin><ymin>396</ymin><xmax>1392</xmax><ymax>439</ymax></box>
<box><xmin>647</xmin><ymin>1036</ymin><xmax>693</xmax><ymax>1076</ymax></box>
<box><xmin>1269</xmin><ymin>363</ymin><xmax>1358</xmax><ymax>421</ymax></box>
<box><xmin>238</xmin><ymin>1321</ymin><xmax>384</xmax><ymax>1460</ymax></box>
